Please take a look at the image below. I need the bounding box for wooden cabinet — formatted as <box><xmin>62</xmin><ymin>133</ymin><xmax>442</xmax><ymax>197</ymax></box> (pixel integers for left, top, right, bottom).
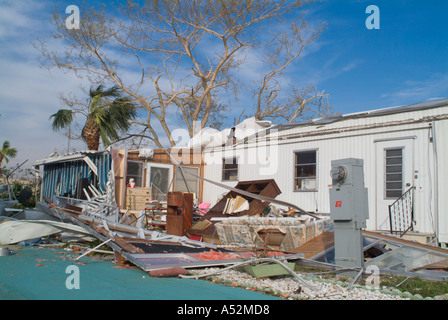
<box><xmin>166</xmin><ymin>192</ymin><xmax>194</xmax><ymax>236</ymax></box>
<box><xmin>125</xmin><ymin>187</ymin><xmax>151</xmax><ymax>210</ymax></box>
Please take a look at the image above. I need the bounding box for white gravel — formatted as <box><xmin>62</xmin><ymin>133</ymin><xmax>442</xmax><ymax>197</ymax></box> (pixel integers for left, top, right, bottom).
<box><xmin>188</xmin><ymin>268</ymin><xmax>410</xmax><ymax>300</ymax></box>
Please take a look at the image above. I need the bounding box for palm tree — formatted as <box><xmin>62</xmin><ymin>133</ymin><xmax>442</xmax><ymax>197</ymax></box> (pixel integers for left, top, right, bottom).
<box><xmin>0</xmin><ymin>141</ymin><xmax>17</xmax><ymax>175</ymax></box>
<box><xmin>51</xmin><ymin>85</ymin><xmax>137</xmax><ymax>151</ymax></box>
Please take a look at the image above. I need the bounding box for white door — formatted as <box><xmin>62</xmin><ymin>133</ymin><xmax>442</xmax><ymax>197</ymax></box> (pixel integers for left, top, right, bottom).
<box><xmin>375</xmin><ymin>138</ymin><xmax>414</xmax><ymax>231</ymax></box>
<box><xmin>146</xmin><ymin>163</ymin><xmax>173</xmax><ymax>200</ymax></box>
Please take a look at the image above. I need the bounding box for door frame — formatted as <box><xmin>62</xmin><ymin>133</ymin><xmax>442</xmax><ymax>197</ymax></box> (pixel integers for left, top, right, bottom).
<box><xmin>374</xmin><ymin>136</ymin><xmax>416</xmax><ymax>231</ymax></box>
<box><xmin>146</xmin><ymin>162</ymin><xmax>174</xmax><ymax>194</ymax></box>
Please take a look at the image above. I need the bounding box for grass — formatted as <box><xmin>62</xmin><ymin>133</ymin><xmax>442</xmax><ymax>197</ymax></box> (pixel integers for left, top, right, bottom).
<box><xmin>295</xmin><ymin>265</ymin><xmax>448</xmax><ymax>297</ymax></box>
<box><xmin>380</xmin><ymin>275</ymin><xmax>448</xmax><ymax>297</ymax></box>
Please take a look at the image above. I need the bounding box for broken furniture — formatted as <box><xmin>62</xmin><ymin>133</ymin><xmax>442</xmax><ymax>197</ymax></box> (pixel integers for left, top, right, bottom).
<box><xmin>186</xmin><ymin>179</ymin><xmax>282</xmax><ymax>243</ymax></box>
<box><xmin>166</xmin><ymin>192</ymin><xmax>194</xmax><ymax>237</ymax></box>
<box><xmin>41</xmin><ymin>198</ymin><xmax>304</xmax><ymax>274</ymax></box>
<box><xmin>126</xmin><ymin>187</ymin><xmax>151</xmax><ymax>211</ymax></box>
<box><xmin>214</xmin><ymin>216</ymin><xmax>328</xmax><ymax>251</ymax></box>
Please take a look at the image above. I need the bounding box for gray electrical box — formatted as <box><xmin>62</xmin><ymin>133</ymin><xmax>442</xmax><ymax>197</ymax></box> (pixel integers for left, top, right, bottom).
<box><xmin>329</xmin><ymin>158</ymin><xmax>369</xmax><ymax>227</ymax></box>
<box><xmin>329</xmin><ymin>158</ymin><xmax>369</xmax><ymax>276</ymax></box>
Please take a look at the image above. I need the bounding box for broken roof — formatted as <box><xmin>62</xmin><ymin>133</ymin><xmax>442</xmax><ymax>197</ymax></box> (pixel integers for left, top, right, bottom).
<box><xmin>32</xmin><ymin>149</ymin><xmax>110</xmax><ymax>167</ymax></box>
<box><xmin>274</xmin><ymin>97</ymin><xmax>448</xmax><ymax>130</ymax></box>
<box><xmin>217</xmin><ymin>97</ymin><xmax>448</xmax><ymax>149</ymax></box>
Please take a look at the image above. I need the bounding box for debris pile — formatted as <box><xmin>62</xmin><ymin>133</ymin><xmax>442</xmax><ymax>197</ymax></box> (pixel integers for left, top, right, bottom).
<box><xmin>187</xmin><ymin>267</ymin><xmax>411</xmax><ymax>300</ymax></box>
<box><xmin>2</xmin><ymin>170</ymin><xmax>448</xmax><ymax>300</ymax></box>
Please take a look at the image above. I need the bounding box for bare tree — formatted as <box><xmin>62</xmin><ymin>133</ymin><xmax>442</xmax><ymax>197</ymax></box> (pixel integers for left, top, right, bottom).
<box><xmin>36</xmin><ymin>0</ymin><xmax>328</xmax><ymax>148</ymax></box>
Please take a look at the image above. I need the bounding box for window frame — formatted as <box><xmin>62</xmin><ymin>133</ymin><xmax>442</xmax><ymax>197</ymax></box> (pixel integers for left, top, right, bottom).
<box><xmin>293</xmin><ymin>149</ymin><xmax>318</xmax><ymax>192</ymax></box>
<box><xmin>174</xmin><ymin>165</ymin><xmax>200</xmax><ymax>195</ymax></box>
<box><xmin>126</xmin><ymin>160</ymin><xmax>144</xmax><ymax>187</ymax></box>
<box><xmin>384</xmin><ymin>147</ymin><xmax>404</xmax><ymax>199</ymax></box>
<box><xmin>222</xmin><ymin>157</ymin><xmax>238</xmax><ymax>182</ymax></box>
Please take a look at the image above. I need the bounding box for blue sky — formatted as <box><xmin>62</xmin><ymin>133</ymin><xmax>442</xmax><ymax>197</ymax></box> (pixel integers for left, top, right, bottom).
<box><xmin>0</xmin><ymin>0</ymin><xmax>447</xmax><ymax>172</ymax></box>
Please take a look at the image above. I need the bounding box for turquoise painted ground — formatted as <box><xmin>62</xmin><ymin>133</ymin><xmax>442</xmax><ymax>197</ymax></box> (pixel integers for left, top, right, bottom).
<box><xmin>0</xmin><ymin>246</ymin><xmax>279</xmax><ymax>300</ymax></box>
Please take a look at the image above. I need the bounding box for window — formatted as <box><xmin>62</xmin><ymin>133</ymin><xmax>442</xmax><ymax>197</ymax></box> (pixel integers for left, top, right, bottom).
<box><xmin>294</xmin><ymin>150</ymin><xmax>317</xmax><ymax>191</ymax></box>
<box><xmin>222</xmin><ymin>157</ymin><xmax>238</xmax><ymax>181</ymax></box>
<box><xmin>146</xmin><ymin>163</ymin><xmax>173</xmax><ymax>202</ymax></box>
<box><xmin>174</xmin><ymin>166</ymin><xmax>199</xmax><ymax>195</ymax></box>
<box><xmin>149</xmin><ymin>165</ymin><xmax>171</xmax><ymax>194</ymax></box>
<box><xmin>385</xmin><ymin>148</ymin><xmax>403</xmax><ymax>198</ymax></box>
<box><xmin>126</xmin><ymin>161</ymin><xmax>144</xmax><ymax>187</ymax></box>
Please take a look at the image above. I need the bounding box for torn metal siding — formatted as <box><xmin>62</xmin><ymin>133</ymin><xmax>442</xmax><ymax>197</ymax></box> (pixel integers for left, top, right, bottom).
<box><xmin>39</xmin><ymin>151</ymin><xmax>112</xmax><ymax>202</ymax></box>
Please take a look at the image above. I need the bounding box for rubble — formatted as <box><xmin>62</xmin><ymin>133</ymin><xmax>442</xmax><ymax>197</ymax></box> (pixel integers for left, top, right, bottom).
<box><xmin>188</xmin><ymin>268</ymin><xmax>410</xmax><ymax>300</ymax></box>
<box><xmin>3</xmin><ymin>146</ymin><xmax>446</xmax><ymax>300</ymax></box>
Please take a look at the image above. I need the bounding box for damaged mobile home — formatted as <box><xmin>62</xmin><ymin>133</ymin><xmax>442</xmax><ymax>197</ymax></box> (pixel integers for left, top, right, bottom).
<box><xmin>19</xmin><ymin>98</ymin><xmax>448</xmax><ymax>282</ymax></box>
<box><xmin>201</xmin><ymin>98</ymin><xmax>448</xmax><ymax>246</ymax></box>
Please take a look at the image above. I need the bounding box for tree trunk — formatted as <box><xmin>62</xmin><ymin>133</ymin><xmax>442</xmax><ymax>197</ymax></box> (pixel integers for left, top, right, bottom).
<box><xmin>83</xmin><ymin>116</ymin><xmax>101</xmax><ymax>150</ymax></box>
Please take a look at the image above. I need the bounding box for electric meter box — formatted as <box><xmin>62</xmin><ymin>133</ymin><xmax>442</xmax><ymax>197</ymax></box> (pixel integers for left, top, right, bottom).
<box><xmin>329</xmin><ymin>158</ymin><xmax>369</xmax><ymax>226</ymax></box>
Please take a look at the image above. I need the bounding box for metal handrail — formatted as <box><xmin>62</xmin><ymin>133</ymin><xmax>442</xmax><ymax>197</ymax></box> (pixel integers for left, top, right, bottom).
<box><xmin>389</xmin><ymin>186</ymin><xmax>415</xmax><ymax>237</ymax></box>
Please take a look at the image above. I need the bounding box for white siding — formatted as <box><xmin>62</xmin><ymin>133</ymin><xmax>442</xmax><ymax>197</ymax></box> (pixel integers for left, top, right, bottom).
<box><xmin>203</xmin><ymin>105</ymin><xmax>448</xmax><ymax>240</ymax></box>
<box><xmin>434</xmin><ymin>119</ymin><xmax>448</xmax><ymax>243</ymax></box>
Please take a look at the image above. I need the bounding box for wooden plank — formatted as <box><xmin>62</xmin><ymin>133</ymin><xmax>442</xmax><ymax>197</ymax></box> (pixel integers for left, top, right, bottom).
<box><xmin>166</xmin><ymin>215</ymin><xmax>184</xmax><ymax>236</ymax></box>
<box><xmin>191</xmin><ymin>220</ymin><xmax>212</xmax><ymax>231</ymax></box>
<box><xmin>182</xmin><ymin>193</ymin><xmax>194</xmax><ymax>232</ymax></box>
<box><xmin>113</xmin><ymin>236</ymin><xmax>145</xmax><ymax>254</ymax></box>
<box><xmin>290</xmin><ymin>232</ymin><xmax>334</xmax><ymax>258</ymax></box>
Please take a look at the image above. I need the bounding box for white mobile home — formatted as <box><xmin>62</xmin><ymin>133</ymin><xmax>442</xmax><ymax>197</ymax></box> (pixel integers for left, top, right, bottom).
<box><xmin>201</xmin><ymin>98</ymin><xmax>448</xmax><ymax>246</ymax></box>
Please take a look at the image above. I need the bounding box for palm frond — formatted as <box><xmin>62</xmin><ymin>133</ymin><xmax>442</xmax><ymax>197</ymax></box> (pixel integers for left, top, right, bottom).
<box><xmin>50</xmin><ymin>109</ymin><xmax>74</xmax><ymax>131</ymax></box>
<box><xmin>56</xmin><ymin>84</ymin><xmax>136</xmax><ymax>150</ymax></box>
<box><xmin>90</xmin><ymin>84</ymin><xmax>121</xmax><ymax>99</ymax></box>
<box><xmin>95</xmin><ymin>95</ymin><xmax>136</xmax><ymax>146</ymax></box>
<box><xmin>2</xmin><ymin>140</ymin><xmax>11</xmax><ymax>150</ymax></box>
<box><xmin>1</xmin><ymin>140</ymin><xmax>17</xmax><ymax>162</ymax></box>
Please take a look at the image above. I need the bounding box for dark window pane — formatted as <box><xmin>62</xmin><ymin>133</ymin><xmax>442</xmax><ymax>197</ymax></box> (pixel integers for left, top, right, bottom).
<box><xmin>296</xmin><ymin>151</ymin><xmax>316</xmax><ymax>165</ymax></box>
<box><xmin>294</xmin><ymin>151</ymin><xmax>317</xmax><ymax>190</ymax></box>
<box><xmin>127</xmin><ymin>161</ymin><xmax>143</xmax><ymax>187</ymax></box>
<box><xmin>386</xmin><ymin>157</ymin><xmax>402</xmax><ymax>165</ymax></box>
<box><xmin>222</xmin><ymin>158</ymin><xmax>238</xmax><ymax>181</ymax></box>
<box><xmin>386</xmin><ymin>173</ymin><xmax>402</xmax><ymax>182</ymax></box>
<box><xmin>296</xmin><ymin>165</ymin><xmax>316</xmax><ymax>177</ymax></box>
<box><xmin>386</xmin><ymin>190</ymin><xmax>403</xmax><ymax>198</ymax></box>
<box><xmin>386</xmin><ymin>149</ymin><xmax>402</xmax><ymax>157</ymax></box>
<box><xmin>386</xmin><ymin>182</ymin><xmax>402</xmax><ymax>190</ymax></box>
<box><xmin>386</xmin><ymin>165</ymin><xmax>402</xmax><ymax>173</ymax></box>
<box><xmin>385</xmin><ymin>148</ymin><xmax>403</xmax><ymax>198</ymax></box>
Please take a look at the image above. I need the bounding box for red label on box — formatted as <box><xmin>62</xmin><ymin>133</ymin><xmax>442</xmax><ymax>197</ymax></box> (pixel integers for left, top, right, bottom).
<box><xmin>335</xmin><ymin>201</ymin><xmax>342</xmax><ymax>208</ymax></box>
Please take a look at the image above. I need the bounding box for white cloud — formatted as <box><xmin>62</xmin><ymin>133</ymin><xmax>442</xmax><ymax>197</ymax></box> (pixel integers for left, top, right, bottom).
<box><xmin>0</xmin><ymin>0</ymin><xmax>44</xmax><ymax>38</ymax></box>
<box><xmin>381</xmin><ymin>73</ymin><xmax>448</xmax><ymax>104</ymax></box>
<box><xmin>0</xmin><ymin>0</ymin><xmax>88</xmax><ymax>169</ymax></box>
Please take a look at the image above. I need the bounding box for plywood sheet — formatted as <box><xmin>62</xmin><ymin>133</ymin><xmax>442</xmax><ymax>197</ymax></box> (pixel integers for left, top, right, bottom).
<box><xmin>290</xmin><ymin>232</ymin><xmax>334</xmax><ymax>258</ymax></box>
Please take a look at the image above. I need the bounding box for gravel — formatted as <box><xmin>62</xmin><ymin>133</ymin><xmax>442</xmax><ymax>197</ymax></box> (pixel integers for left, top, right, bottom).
<box><xmin>188</xmin><ymin>267</ymin><xmax>411</xmax><ymax>300</ymax></box>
